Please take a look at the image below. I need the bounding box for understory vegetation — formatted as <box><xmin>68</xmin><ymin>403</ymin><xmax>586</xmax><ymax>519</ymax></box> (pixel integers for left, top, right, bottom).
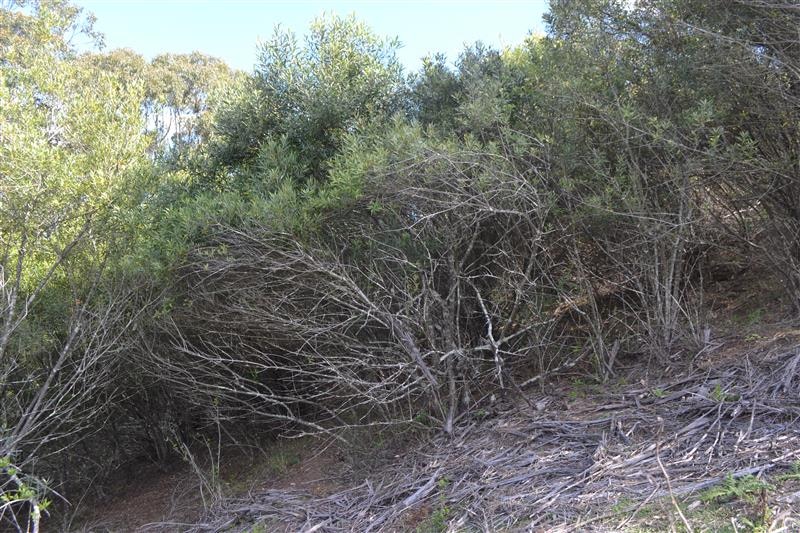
<box><xmin>2</xmin><ymin>0</ymin><xmax>800</xmax><ymax>530</ymax></box>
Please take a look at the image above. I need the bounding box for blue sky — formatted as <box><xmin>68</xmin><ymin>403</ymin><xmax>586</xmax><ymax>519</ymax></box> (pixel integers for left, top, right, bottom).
<box><xmin>77</xmin><ymin>1</ymin><xmax>550</xmax><ymax>72</ymax></box>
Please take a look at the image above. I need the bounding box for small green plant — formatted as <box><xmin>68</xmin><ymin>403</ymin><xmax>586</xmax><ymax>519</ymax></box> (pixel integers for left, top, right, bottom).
<box><xmin>414</xmin><ymin>476</ymin><xmax>452</xmax><ymax>532</ymax></box>
<box><xmin>740</xmin><ymin>514</ymin><xmax>772</xmax><ymax>533</ymax></box>
<box><xmin>711</xmin><ymin>384</ymin><xmax>726</xmax><ymax>402</ymax></box>
<box><xmin>710</xmin><ymin>383</ymin><xmax>739</xmax><ymax>403</ymax></box>
<box><xmin>651</xmin><ymin>387</ymin><xmax>667</xmax><ymax>398</ymax></box>
<box><xmin>0</xmin><ymin>458</ymin><xmax>50</xmax><ymax>532</ymax></box>
<box><xmin>776</xmin><ymin>461</ymin><xmax>800</xmax><ymax>482</ymax></box>
<box><xmin>743</xmin><ymin>308</ymin><xmax>764</xmax><ymax>327</ymax></box>
<box><xmin>267</xmin><ymin>449</ymin><xmax>301</xmax><ymax>476</ymax></box>
<box><xmin>611</xmin><ymin>496</ymin><xmax>635</xmax><ymax>513</ymax></box>
<box><xmin>567</xmin><ymin>378</ymin><xmax>592</xmax><ymax>400</ymax></box>
<box><xmin>413</xmin><ymin>410</ymin><xmax>433</xmax><ymax>427</ymax></box>
<box><xmin>428</xmin><ymin>506</ymin><xmax>451</xmax><ymax>532</ymax></box>
<box><xmin>567</xmin><ymin>389</ymin><xmax>580</xmax><ymax>400</ymax></box>
<box><xmin>246</xmin><ymin>524</ymin><xmax>268</xmax><ymax>533</ymax></box>
<box><xmin>745</xmin><ymin>333</ymin><xmax>763</xmax><ymax>342</ymax></box>
<box><xmin>368</xmin><ymin>200</ymin><xmax>384</xmax><ymax>215</ymax></box>
<box><xmin>701</xmin><ymin>474</ymin><xmax>772</xmax><ymax>504</ymax></box>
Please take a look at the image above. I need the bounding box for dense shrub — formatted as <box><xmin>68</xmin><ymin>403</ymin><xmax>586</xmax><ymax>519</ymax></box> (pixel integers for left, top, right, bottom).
<box><xmin>3</xmin><ymin>0</ymin><xmax>800</xmax><ymax>528</ymax></box>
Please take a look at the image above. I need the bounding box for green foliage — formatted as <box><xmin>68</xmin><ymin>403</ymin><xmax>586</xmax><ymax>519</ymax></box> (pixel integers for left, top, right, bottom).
<box><xmin>5</xmin><ymin>1</ymin><xmax>800</xmax><ymax>529</ymax></box>
<box><xmin>0</xmin><ymin>0</ymin><xmax>152</xmax><ymax>367</ymax></box>
<box><xmin>82</xmin><ymin>48</ymin><xmax>236</xmax><ymax>164</ymax></box>
<box><xmin>415</xmin><ymin>477</ymin><xmax>452</xmax><ymax>533</ymax></box>
<box><xmin>743</xmin><ymin>308</ymin><xmax>765</xmax><ymax>327</ymax></box>
<box><xmin>701</xmin><ymin>475</ymin><xmax>772</xmax><ymax>504</ymax></box>
<box><xmin>266</xmin><ymin>449</ymin><xmax>301</xmax><ymax>476</ymax></box>
<box><xmin>207</xmin><ymin>13</ymin><xmax>403</xmax><ymax>184</ymax></box>
<box><xmin>776</xmin><ymin>461</ymin><xmax>800</xmax><ymax>483</ymax></box>
<box><xmin>413</xmin><ymin>410</ymin><xmax>433</xmax><ymax>427</ymax></box>
<box><xmin>709</xmin><ymin>384</ymin><xmax>739</xmax><ymax>403</ymax></box>
<box><xmin>419</xmin><ymin>506</ymin><xmax>451</xmax><ymax>533</ymax></box>
<box><xmin>124</xmin><ymin>14</ymin><xmax>413</xmax><ymax>269</ymax></box>
<box><xmin>651</xmin><ymin>388</ymin><xmax>667</xmax><ymax>399</ymax></box>
<box><xmin>0</xmin><ymin>4</ymin><xmax>158</xmax><ymax>524</ymax></box>
<box><xmin>0</xmin><ymin>457</ymin><xmax>50</xmax><ymax>525</ymax></box>
<box><xmin>410</xmin><ymin>53</ymin><xmax>460</xmax><ymax>130</ymax></box>
<box><xmin>410</xmin><ymin>42</ymin><xmax>513</xmax><ymax>138</ymax></box>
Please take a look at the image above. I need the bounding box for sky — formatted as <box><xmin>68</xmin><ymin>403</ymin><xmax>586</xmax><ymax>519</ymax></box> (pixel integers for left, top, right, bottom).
<box><xmin>77</xmin><ymin>1</ymin><xmax>550</xmax><ymax>73</ymax></box>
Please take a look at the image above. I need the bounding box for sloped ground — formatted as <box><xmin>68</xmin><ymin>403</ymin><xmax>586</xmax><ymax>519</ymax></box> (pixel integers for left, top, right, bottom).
<box><xmin>76</xmin><ymin>437</ymin><xmax>348</xmax><ymax>532</ymax></box>
<box><xmin>180</xmin><ymin>329</ymin><xmax>800</xmax><ymax>532</ymax></box>
<box><xmin>74</xmin><ymin>465</ymin><xmax>204</xmax><ymax>532</ymax></box>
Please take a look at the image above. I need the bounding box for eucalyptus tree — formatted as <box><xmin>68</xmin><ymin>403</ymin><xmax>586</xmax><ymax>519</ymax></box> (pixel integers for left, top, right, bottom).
<box><xmin>81</xmin><ymin>48</ymin><xmax>236</xmax><ymax>166</ymax></box>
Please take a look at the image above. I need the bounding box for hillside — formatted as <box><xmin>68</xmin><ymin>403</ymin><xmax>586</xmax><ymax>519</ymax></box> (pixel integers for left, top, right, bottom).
<box><xmin>80</xmin><ymin>276</ymin><xmax>800</xmax><ymax>531</ymax></box>
<box><xmin>2</xmin><ymin>1</ymin><xmax>800</xmax><ymax>532</ymax></box>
